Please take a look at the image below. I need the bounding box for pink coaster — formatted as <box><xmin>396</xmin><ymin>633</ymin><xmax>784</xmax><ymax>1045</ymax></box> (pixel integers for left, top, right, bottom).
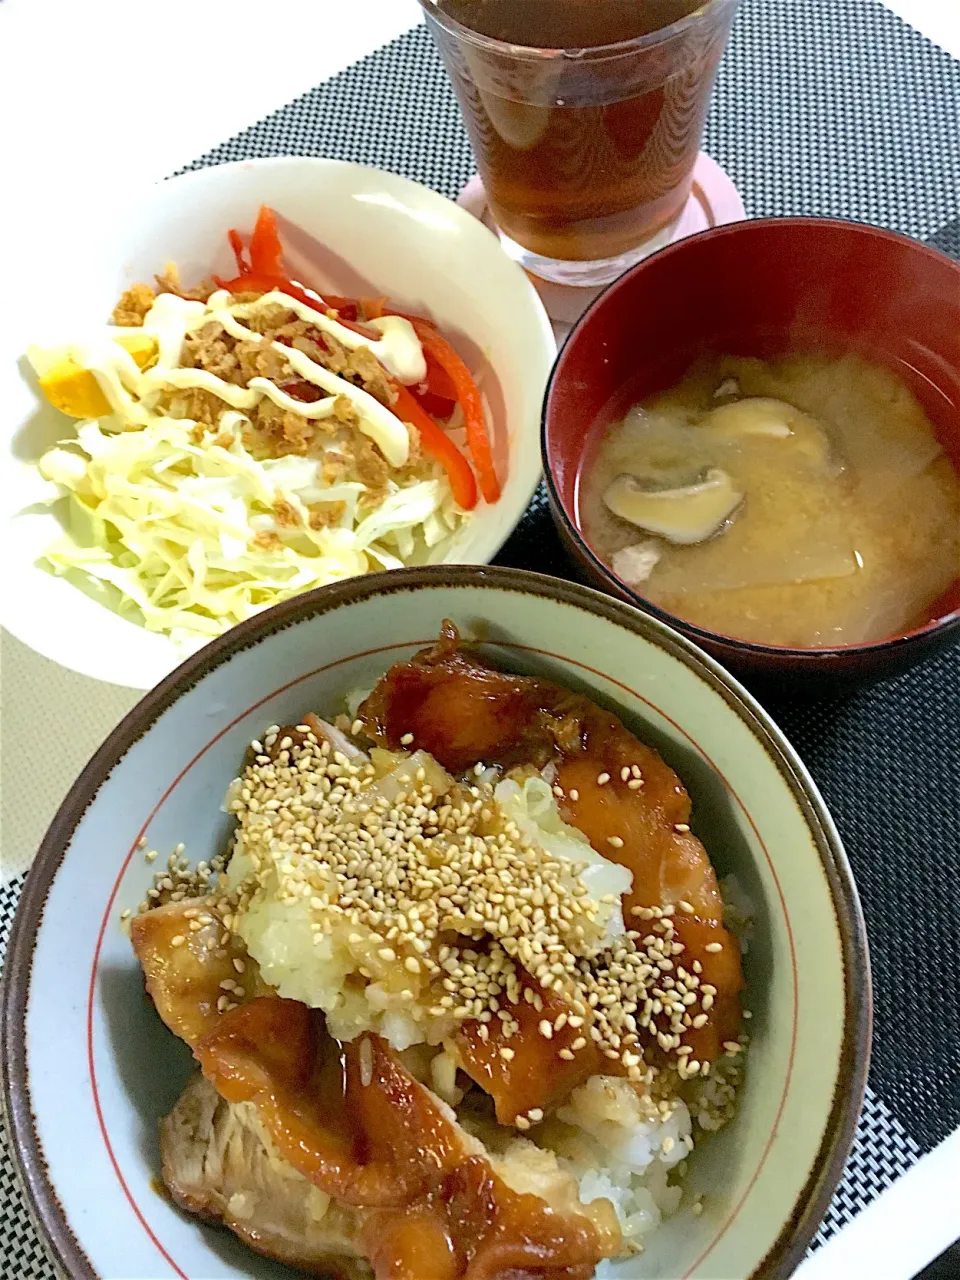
<box><xmin>457</xmin><ymin>153</ymin><xmax>746</xmax><ymax>333</ymax></box>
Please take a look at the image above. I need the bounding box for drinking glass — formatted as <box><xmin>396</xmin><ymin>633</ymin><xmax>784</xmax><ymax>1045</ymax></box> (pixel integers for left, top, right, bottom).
<box><xmin>420</xmin><ymin>0</ymin><xmax>741</xmax><ymax>285</ymax></box>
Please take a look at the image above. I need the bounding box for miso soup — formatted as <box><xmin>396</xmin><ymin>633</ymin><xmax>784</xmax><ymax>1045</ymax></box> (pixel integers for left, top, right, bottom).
<box><xmin>578</xmin><ymin>352</ymin><xmax>960</xmax><ymax>648</ymax></box>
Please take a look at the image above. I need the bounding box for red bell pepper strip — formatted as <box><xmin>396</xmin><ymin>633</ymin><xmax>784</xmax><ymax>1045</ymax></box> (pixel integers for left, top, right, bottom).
<box><xmin>392</xmin><ymin>384</ymin><xmax>478</xmax><ymax>511</ymax></box>
<box><xmin>221</xmin><ymin>207</ymin><xmax>379</xmax><ymax>336</ymax></box>
<box><xmin>405</xmin><ymin>321</ymin><xmax>499</xmax><ymax>504</ymax></box>
<box><xmin>414</xmin><ymin>386</ymin><xmax>457</xmax><ymax>421</ymax></box>
<box><xmin>248</xmin><ymin>206</ymin><xmax>285</xmax><ymax>277</ymax></box>
<box><xmin>227</xmin><ymin>228</ymin><xmax>249</xmax><ymax>274</ymax></box>
<box><xmin>410</xmin><ymin>341</ymin><xmax>458</xmax><ymax>419</ymax></box>
<box><xmin>382</xmin><ymin>308</ymin><xmax>497</xmax><ymax>500</ymax></box>
<box><xmin>421</xmin><ymin>346</ymin><xmax>458</xmax><ymax>404</ymax></box>
<box><xmin>213</xmin><ymin>269</ymin><xmax>323</xmax><ymax>310</ymax></box>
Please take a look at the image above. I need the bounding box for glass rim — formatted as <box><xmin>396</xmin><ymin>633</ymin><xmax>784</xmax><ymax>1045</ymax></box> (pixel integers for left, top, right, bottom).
<box><xmin>417</xmin><ymin>0</ymin><xmax>739</xmax><ymax>61</ymax></box>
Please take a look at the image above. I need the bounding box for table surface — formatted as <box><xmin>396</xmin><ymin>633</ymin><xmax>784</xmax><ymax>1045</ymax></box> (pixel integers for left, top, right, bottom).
<box><xmin>2</xmin><ymin>2</ymin><xmax>959</xmax><ymax>1278</ymax></box>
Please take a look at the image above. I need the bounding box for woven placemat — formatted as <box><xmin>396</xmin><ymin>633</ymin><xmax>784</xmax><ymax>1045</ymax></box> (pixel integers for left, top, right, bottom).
<box><xmin>3</xmin><ymin>0</ymin><xmax>959</xmax><ymax>1274</ymax></box>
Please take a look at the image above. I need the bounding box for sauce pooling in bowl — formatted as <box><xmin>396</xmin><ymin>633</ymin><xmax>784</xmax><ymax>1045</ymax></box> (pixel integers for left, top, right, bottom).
<box><xmin>578</xmin><ymin>352</ymin><xmax>960</xmax><ymax>648</ymax></box>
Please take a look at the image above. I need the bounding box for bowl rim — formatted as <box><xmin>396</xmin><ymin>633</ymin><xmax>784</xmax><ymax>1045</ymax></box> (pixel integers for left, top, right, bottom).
<box><xmin>417</xmin><ymin>0</ymin><xmax>740</xmax><ymax>61</ymax></box>
<box><xmin>3</xmin><ymin>154</ymin><xmax>556</xmax><ymax>690</ymax></box>
<box><xmin>0</xmin><ymin>564</ymin><xmax>872</xmax><ymax>1279</ymax></box>
<box><xmin>541</xmin><ymin>214</ymin><xmax>960</xmax><ymax>662</ymax></box>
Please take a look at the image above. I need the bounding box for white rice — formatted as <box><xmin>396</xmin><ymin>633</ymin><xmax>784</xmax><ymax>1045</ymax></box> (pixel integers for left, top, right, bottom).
<box><xmin>551</xmin><ymin>1075</ymin><xmax>690</xmax><ymax>1251</ymax></box>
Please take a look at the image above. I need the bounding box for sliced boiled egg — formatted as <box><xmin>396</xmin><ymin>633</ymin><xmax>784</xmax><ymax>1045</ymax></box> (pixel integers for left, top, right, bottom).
<box><xmin>28</xmin><ymin>331</ymin><xmax>158</xmax><ymax>419</ymax></box>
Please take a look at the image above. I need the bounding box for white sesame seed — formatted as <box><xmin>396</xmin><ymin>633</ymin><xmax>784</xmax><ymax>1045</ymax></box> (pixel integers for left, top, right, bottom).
<box><xmin>359</xmin><ymin>1037</ymin><xmax>374</xmax><ymax>1087</ymax></box>
<box><xmin>538</xmin><ymin>1019</ymin><xmax>553</xmax><ymax>1040</ymax></box>
<box><xmin>674</xmin><ymin>823</ymin><xmax>690</xmax><ymax>833</ymax></box>
<box><xmin>620</xmin><ymin>767</ymin><xmax>631</xmax><ymax>782</ymax></box>
<box><xmin>705</xmin><ymin>942</ymin><xmax>723</xmax><ymax>953</ymax></box>
<box><xmin>351</xmin><ymin>719</ymin><xmax>364</xmax><ymax>736</ymax></box>
<box><xmin>607</xmin><ymin>836</ymin><xmax>624</xmax><ymax>849</ymax></box>
<box><xmin>400</xmin><ymin>733</ymin><xmax>414</xmax><ymax>746</ymax></box>
<box><xmin>170</xmin><ymin>935</ymin><xmax>185</xmax><ymax>947</ymax></box>
<box><xmin>145</xmin><ymin>850</ymin><xmax>158</xmax><ymax>863</ymax></box>
<box><xmin>568</xmin><ymin>789</ymin><xmax>579</xmax><ymax>802</ymax></box>
<box><xmin>597</xmin><ymin>773</ymin><xmax>610</xmax><ymax>786</ymax></box>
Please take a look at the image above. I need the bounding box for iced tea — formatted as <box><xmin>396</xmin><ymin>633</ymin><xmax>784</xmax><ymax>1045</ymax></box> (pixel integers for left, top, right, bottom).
<box><xmin>424</xmin><ymin>0</ymin><xmax>739</xmax><ymax>281</ymax></box>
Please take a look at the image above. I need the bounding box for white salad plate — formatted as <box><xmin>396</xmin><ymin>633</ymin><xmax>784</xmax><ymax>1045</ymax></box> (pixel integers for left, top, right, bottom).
<box><xmin>1</xmin><ymin>158</ymin><xmax>555</xmax><ymax>689</ymax></box>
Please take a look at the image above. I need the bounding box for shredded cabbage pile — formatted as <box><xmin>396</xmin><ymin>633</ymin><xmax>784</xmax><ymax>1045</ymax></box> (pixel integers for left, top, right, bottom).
<box><xmin>38</xmin><ymin>414</ymin><xmax>461</xmax><ymax>650</ymax></box>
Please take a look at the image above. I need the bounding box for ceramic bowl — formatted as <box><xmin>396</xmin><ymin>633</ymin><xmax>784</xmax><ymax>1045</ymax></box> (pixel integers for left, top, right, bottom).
<box><xmin>1</xmin><ymin>157</ymin><xmax>555</xmax><ymax>689</ymax></box>
<box><xmin>2</xmin><ymin>565</ymin><xmax>870</xmax><ymax>1279</ymax></box>
<box><xmin>542</xmin><ymin>217</ymin><xmax>960</xmax><ymax>681</ymax></box>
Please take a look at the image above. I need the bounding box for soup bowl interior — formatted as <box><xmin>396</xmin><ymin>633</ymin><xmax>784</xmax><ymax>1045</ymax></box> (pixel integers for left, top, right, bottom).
<box><xmin>543</xmin><ymin>217</ymin><xmax>960</xmax><ymax>679</ymax></box>
<box><xmin>2</xmin><ymin>567</ymin><xmax>869</xmax><ymax>1280</ymax></box>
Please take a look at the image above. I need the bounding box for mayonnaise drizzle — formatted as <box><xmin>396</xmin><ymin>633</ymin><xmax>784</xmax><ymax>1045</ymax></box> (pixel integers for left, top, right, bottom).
<box><xmin>219</xmin><ymin>290</ymin><xmax>426</xmax><ymax>386</ymax></box>
<box><xmin>76</xmin><ymin>288</ymin><xmax>423</xmax><ymax>468</ymax></box>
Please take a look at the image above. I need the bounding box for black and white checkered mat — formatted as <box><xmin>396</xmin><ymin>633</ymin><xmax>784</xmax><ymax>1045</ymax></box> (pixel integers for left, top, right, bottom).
<box><xmin>4</xmin><ymin>0</ymin><xmax>959</xmax><ymax>1273</ymax></box>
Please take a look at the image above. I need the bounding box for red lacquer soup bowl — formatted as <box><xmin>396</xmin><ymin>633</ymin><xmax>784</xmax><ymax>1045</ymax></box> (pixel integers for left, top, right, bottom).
<box><xmin>542</xmin><ymin>217</ymin><xmax>960</xmax><ymax>681</ymax></box>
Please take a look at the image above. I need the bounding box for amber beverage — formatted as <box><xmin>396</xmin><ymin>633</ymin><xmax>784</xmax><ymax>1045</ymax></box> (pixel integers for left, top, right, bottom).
<box><xmin>421</xmin><ymin>0</ymin><xmax>740</xmax><ymax>284</ymax></box>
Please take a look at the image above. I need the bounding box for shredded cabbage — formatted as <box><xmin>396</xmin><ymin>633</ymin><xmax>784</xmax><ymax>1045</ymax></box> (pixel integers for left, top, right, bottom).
<box><xmin>494</xmin><ymin>776</ymin><xmax>633</xmax><ymax>942</ymax></box>
<box><xmin>37</xmin><ymin>415</ymin><xmax>463</xmax><ymax>650</ymax></box>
